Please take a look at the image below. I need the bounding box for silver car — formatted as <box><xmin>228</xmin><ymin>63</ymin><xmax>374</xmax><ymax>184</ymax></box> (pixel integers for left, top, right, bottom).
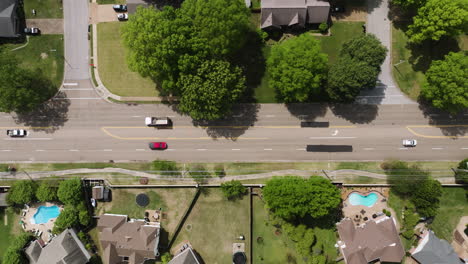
<box><xmin>402</xmin><ymin>139</ymin><xmax>417</xmax><ymax>147</ymax></box>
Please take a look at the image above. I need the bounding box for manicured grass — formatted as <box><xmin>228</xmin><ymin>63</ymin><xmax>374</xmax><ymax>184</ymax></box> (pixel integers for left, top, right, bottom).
<box><xmin>3</xmin><ymin>35</ymin><xmax>64</xmax><ymax>88</ymax></box>
<box><xmin>253</xmin><ymin>46</ymin><xmax>276</xmax><ymax>103</ymax></box>
<box><xmin>391</xmin><ymin>22</ymin><xmax>466</xmax><ymax>100</ymax></box>
<box><xmin>253</xmin><ymin>197</ymin><xmax>304</xmax><ymax>263</ymax></box>
<box><xmin>97</xmin><ymin>22</ymin><xmax>159</xmax><ymax>97</ymax></box>
<box><xmin>0</xmin><ymin>209</ymin><xmax>14</xmax><ymax>262</ymax></box>
<box><xmin>430</xmin><ymin>187</ymin><xmax>468</xmax><ymax>242</ymax></box>
<box><xmin>97</xmin><ymin>0</ymin><xmax>125</xmax><ymax>4</ymax></box>
<box><xmin>173</xmin><ymin>189</ymin><xmax>250</xmax><ymax>264</ymax></box>
<box><xmin>24</xmin><ymin>0</ymin><xmax>63</xmax><ymax>19</ymax></box>
<box><xmin>317</xmin><ymin>21</ymin><xmax>365</xmax><ymax>64</ymax></box>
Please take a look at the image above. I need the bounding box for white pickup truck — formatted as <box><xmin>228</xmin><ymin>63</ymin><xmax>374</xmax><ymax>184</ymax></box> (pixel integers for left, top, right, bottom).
<box><xmin>7</xmin><ymin>129</ymin><xmax>28</xmax><ymax>137</ymax></box>
<box><xmin>145</xmin><ymin>117</ymin><xmax>172</xmax><ymax>127</ymax></box>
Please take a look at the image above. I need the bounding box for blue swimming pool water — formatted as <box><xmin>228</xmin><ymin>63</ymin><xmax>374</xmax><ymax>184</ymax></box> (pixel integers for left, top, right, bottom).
<box><xmin>30</xmin><ymin>206</ymin><xmax>60</xmax><ymax>224</ymax></box>
<box><xmin>348</xmin><ymin>192</ymin><xmax>378</xmax><ymax>207</ymax></box>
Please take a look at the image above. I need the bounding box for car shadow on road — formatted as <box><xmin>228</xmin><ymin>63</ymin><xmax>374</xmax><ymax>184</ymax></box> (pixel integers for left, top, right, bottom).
<box><xmin>13</xmin><ymin>91</ymin><xmax>70</xmax><ymax>133</ymax></box>
<box><xmin>191</xmin><ymin>104</ymin><xmax>260</xmax><ymax>141</ymax></box>
<box><xmin>418</xmin><ymin>100</ymin><xmax>468</xmax><ymax>138</ymax></box>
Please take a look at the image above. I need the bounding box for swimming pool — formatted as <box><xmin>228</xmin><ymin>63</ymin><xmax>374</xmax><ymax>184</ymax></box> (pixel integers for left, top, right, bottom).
<box><xmin>30</xmin><ymin>205</ymin><xmax>60</xmax><ymax>224</ymax></box>
<box><xmin>348</xmin><ymin>192</ymin><xmax>378</xmax><ymax>207</ymax></box>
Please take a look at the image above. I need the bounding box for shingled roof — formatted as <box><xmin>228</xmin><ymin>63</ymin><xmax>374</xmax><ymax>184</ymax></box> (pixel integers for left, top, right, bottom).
<box><xmin>97</xmin><ymin>214</ymin><xmax>160</xmax><ymax>264</ymax></box>
<box><xmin>260</xmin><ymin>0</ymin><xmax>329</xmax><ymax>29</ymax></box>
<box><xmin>412</xmin><ymin>230</ymin><xmax>463</xmax><ymax>264</ymax></box>
<box><xmin>0</xmin><ymin>0</ymin><xmax>19</xmax><ymax>37</ymax></box>
<box><xmin>168</xmin><ymin>247</ymin><xmax>201</xmax><ymax>264</ymax></box>
<box><xmin>336</xmin><ymin>217</ymin><xmax>405</xmax><ymax>264</ymax></box>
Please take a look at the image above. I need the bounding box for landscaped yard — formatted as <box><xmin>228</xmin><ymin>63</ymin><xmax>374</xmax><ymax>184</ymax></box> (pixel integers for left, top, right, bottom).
<box><xmin>172</xmin><ymin>189</ymin><xmax>250</xmax><ymax>264</ymax></box>
<box><xmin>2</xmin><ymin>35</ymin><xmax>64</xmax><ymax>88</ymax></box>
<box><xmin>97</xmin><ymin>22</ymin><xmax>159</xmax><ymax>97</ymax></box>
<box><xmin>391</xmin><ymin>22</ymin><xmax>467</xmax><ymax>100</ymax></box>
<box><xmin>96</xmin><ymin>188</ymin><xmax>196</xmax><ymax>238</ymax></box>
<box><xmin>24</xmin><ymin>0</ymin><xmax>63</xmax><ymax>18</ymax></box>
<box><xmin>0</xmin><ymin>209</ymin><xmax>14</xmax><ymax>262</ymax></box>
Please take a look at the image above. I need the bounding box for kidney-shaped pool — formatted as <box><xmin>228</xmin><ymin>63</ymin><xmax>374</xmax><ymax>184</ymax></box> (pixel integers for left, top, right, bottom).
<box><xmin>30</xmin><ymin>205</ymin><xmax>61</xmax><ymax>224</ymax></box>
<box><xmin>348</xmin><ymin>192</ymin><xmax>378</xmax><ymax>207</ymax></box>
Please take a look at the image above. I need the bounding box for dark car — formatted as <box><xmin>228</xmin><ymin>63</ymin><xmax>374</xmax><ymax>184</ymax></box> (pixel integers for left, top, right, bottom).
<box><xmin>24</xmin><ymin>27</ymin><xmax>40</xmax><ymax>35</ymax></box>
<box><xmin>113</xmin><ymin>4</ymin><xmax>127</xmax><ymax>12</ymax></box>
<box><xmin>330</xmin><ymin>6</ymin><xmax>345</xmax><ymax>13</ymax></box>
<box><xmin>149</xmin><ymin>142</ymin><xmax>168</xmax><ymax>150</ymax></box>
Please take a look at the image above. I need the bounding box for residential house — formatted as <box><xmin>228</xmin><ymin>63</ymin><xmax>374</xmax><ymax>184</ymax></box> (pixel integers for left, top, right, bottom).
<box><xmin>25</xmin><ymin>228</ymin><xmax>92</xmax><ymax>264</ymax></box>
<box><xmin>126</xmin><ymin>0</ymin><xmax>153</xmax><ymax>14</ymax></box>
<box><xmin>97</xmin><ymin>214</ymin><xmax>161</xmax><ymax>264</ymax></box>
<box><xmin>336</xmin><ymin>217</ymin><xmax>405</xmax><ymax>264</ymax></box>
<box><xmin>411</xmin><ymin>230</ymin><xmax>463</xmax><ymax>264</ymax></box>
<box><xmin>0</xmin><ymin>0</ymin><xmax>19</xmax><ymax>38</ymax></box>
<box><xmin>168</xmin><ymin>247</ymin><xmax>201</xmax><ymax>264</ymax></box>
<box><xmin>261</xmin><ymin>0</ymin><xmax>330</xmax><ymax>29</ymax></box>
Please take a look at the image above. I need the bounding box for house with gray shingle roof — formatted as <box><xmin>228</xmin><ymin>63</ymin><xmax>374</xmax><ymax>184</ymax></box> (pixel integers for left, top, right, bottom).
<box><xmin>260</xmin><ymin>0</ymin><xmax>330</xmax><ymax>29</ymax></box>
<box><xmin>168</xmin><ymin>247</ymin><xmax>201</xmax><ymax>264</ymax></box>
<box><xmin>411</xmin><ymin>230</ymin><xmax>463</xmax><ymax>264</ymax></box>
<box><xmin>25</xmin><ymin>228</ymin><xmax>91</xmax><ymax>264</ymax></box>
<box><xmin>0</xmin><ymin>0</ymin><xmax>19</xmax><ymax>38</ymax></box>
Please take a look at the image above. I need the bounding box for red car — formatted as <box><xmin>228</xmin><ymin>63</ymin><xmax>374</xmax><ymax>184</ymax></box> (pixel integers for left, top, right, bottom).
<box><xmin>149</xmin><ymin>142</ymin><xmax>168</xmax><ymax>150</ymax></box>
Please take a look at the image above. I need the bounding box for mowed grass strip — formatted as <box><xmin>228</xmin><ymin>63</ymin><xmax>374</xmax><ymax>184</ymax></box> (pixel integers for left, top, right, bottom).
<box><xmin>97</xmin><ymin>0</ymin><xmax>125</xmax><ymax>4</ymax></box>
<box><xmin>97</xmin><ymin>22</ymin><xmax>159</xmax><ymax>97</ymax></box>
<box><xmin>0</xmin><ymin>209</ymin><xmax>14</xmax><ymax>262</ymax></box>
<box><xmin>173</xmin><ymin>189</ymin><xmax>250</xmax><ymax>264</ymax></box>
<box><xmin>24</xmin><ymin>0</ymin><xmax>63</xmax><ymax>18</ymax></box>
<box><xmin>4</xmin><ymin>35</ymin><xmax>64</xmax><ymax>88</ymax></box>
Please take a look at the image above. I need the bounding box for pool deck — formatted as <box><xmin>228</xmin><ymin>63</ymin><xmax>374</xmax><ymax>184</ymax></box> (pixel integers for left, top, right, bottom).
<box><xmin>341</xmin><ymin>188</ymin><xmax>399</xmax><ymax>230</ymax></box>
<box><xmin>21</xmin><ymin>202</ymin><xmax>63</xmax><ymax>242</ymax></box>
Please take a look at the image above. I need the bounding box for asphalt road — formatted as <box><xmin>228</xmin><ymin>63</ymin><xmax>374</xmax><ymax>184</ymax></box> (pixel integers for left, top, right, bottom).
<box><xmin>0</xmin><ymin>98</ymin><xmax>466</xmax><ymax>162</ymax></box>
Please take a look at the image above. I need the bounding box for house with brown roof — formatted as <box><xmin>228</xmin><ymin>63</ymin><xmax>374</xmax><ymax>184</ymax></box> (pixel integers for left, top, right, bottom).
<box><xmin>97</xmin><ymin>214</ymin><xmax>161</xmax><ymax>264</ymax></box>
<box><xmin>25</xmin><ymin>228</ymin><xmax>91</xmax><ymax>264</ymax></box>
<box><xmin>261</xmin><ymin>0</ymin><xmax>330</xmax><ymax>29</ymax></box>
<box><xmin>336</xmin><ymin>217</ymin><xmax>405</xmax><ymax>264</ymax></box>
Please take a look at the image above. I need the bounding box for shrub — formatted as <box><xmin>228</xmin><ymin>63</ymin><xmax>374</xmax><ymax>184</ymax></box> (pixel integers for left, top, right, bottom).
<box><xmin>152</xmin><ymin>160</ymin><xmax>180</xmax><ymax>176</ymax></box>
<box><xmin>214</xmin><ymin>164</ymin><xmax>226</xmax><ymax>178</ymax></box>
<box><xmin>161</xmin><ymin>252</ymin><xmax>172</xmax><ymax>264</ymax></box>
<box><xmin>456</xmin><ymin>158</ymin><xmax>468</xmax><ymax>183</ymax></box>
<box><xmin>383</xmin><ymin>209</ymin><xmax>391</xmax><ymax>217</ymax></box>
<box><xmin>189</xmin><ymin>164</ymin><xmax>210</xmax><ymax>183</ymax></box>
<box><xmin>220</xmin><ymin>180</ymin><xmax>247</xmax><ymax>200</ymax></box>
<box><xmin>318</xmin><ymin>22</ymin><xmax>328</xmax><ymax>33</ymax></box>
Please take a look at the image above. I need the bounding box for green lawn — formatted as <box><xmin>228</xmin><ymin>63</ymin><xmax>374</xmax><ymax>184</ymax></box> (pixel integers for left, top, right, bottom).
<box><xmin>3</xmin><ymin>35</ymin><xmax>64</xmax><ymax>88</ymax></box>
<box><xmin>97</xmin><ymin>22</ymin><xmax>159</xmax><ymax>97</ymax></box>
<box><xmin>0</xmin><ymin>209</ymin><xmax>14</xmax><ymax>262</ymax></box>
<box><xmin>173</xmin><ymin>189</ymin><xmax>250</xmax><ymax>264</ymax></box>
<box><xmin>430</xmin><ymin>187</ymin><xmax>468</xmax><ymax>242</ymax></box>
<box><xmin>24</xmin><ymin>0</ymin><xmax>63</xmax><ymax>18</ymax></box>
<box><xmin>97</xmin><ymin>0</ymin><xmax>125</xmax><ymax>4</ymax></box>
<box><xmin>392</xmin><ymin>22</ymin><xmax>466</xmax><ymax>100</ymax></box>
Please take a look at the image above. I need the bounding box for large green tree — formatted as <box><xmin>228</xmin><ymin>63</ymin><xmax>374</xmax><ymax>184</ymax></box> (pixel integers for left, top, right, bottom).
<box><xmin>263</xmin><ymin>176</ymin><xmax>341</xmax><ymax>221</ymax></box>
<box><xmin>421</xmin><ymin>52</ymin><xmax>468</xmax><ymax>113</ymax></box>
<box><xmin>6</xmin><ymin>181</ymin><xmax>36</xmax><ymax>206</ymax></box>
<box><xmin>410</xmin><ymin>178</ymin><xmax>442</xmax><ymax>217</ymax></box>
<box><xmin>384</xmin><ymin>160</ymin><xmax>430</xmax><ymax>196</ymax></box>
<box><xmin>36</xmin><ymin>181</ymin><xmax>57</xmax><ymax>202</ymax></box>
<box><xmin>178</xmin><ymin>60</ymin><xmax>245</xmax><ymax>120</ymax></box>
<box><xmin>57</xmin><ymin>178</ymin><xmax>83</xmax><ymax>206</ymax></box>
<box><xmin>267</xmin><ymin>34</ymin><xmax>328</xmax><ymax>103</ymax></box>
<box><xmin>53</xmin><ymin>206</ymin><xmax>79</xmax><ymax>234</ymax></box>
<box><xmin>0</xmin><ymin>56</ymin><xmax>54</xmax><ymax>113</ymax></box>
<box><xmin>2</xmin><ymin>233</ymin><xmax>33</xmax><ymax>264</ymax></box>
<box><xmin>456</xmin><ymin>158</ymin><xmax>468</xmax><ymax>183</ymax></box>
<box><xmin>391</xmin><ymin>0</ymin><xmax>427</xmax><ymax>9</ymax></box>
<box><xmin>327</xmin><ymin>56</ymin><xmax>378</xmax><ymax>102</ymax></box>
<box><xmin>340</xmin><ymin>34</ymin><xmax>387</xmax><ymax>69</ymax></box>
<box><xmin>407</xmin><ymin>0</ymin><xmax>468</xmax><ymax>44</ymax></box>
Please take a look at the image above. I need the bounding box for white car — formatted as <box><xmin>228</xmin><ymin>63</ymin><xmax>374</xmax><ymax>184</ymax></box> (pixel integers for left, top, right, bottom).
<box><xmin>117</xmin><ymin>13</ymin><xmax>128</xmax><ymax>21</ymax></box>
<box><xmin>402</xmin><ymin>139</ymin><xmax>417</xmax><ymax>147</ymax></box>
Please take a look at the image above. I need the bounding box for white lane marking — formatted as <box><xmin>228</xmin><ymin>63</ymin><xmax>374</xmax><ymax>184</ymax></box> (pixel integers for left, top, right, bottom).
<box><xmin>432</xmin><ymin>147</ymin><xmax>443</xmax><ymax>150</ymax></box>
<box><xmin>309</xmin><ymin>137</ymin><xmax>356</xmax><ymax>139</ymax></box>
<box><xmin>265</xmin><ymin>115</ymin><xmax>275</xmax><ymax>117</ymax></box>
<box><xmin>136</xmin><ymin>149</ymin><xmax>145</xmax><ymax>151</ymax></box>
<box><xmin>363</xmin><ymin>148</ymin><xmax>374</xmax><ymax>150</ymax></box>
<box><xmin>61</xmin><ymin>88</ymin><xmax>94</xmax><ymax>90</ymax></box>
<box><xmin>63</xmin><ymin>82</ymin><xmax>78</xmax><ymax>86</ymax></box>
<box><xmin>69</xmin><ymin>149</ymin><xmax>79</xmax><ymax>152</ymax></box>
<box><xmin>103</xmin><ymin>149</ymin><xmax>112</xmax><ymax>152</ymax></box>
<box><xmin>399</xmin><ymin>147</ymin><xmax>408</xmax><ymax>150</ymax></box>
<box><xmin>132</xmin><ymin>116</ymin><xmax>141</xmax><ymax>118</ymax></box>
<box><xmin>461</xmin><ymin>148</ymin><xmax>468</xmax><ymax>150</ymax></box>
<box><xmin>3</xmin><ymin>138</ymin><xmax>52</xmax><ymax>140</ymax></box>
<box><xmin>36</xmin><ymin>150</ymin><xmax>45</xmax><ymax>152</ymax></box>
<box><xmin>53</xmin><ymin>98</ymin><xmax>101</xmax><ymax>100</ymax></box>
<box><xmin>296</xmin><ymin>148</ymin><xmax>305</xmax><ymax>151</ymax></box>
<box><xmin>196</xmin><ymin>149</ymin><xmax>207</xmax><ymax>151</ymax></box>
<box><xmin>1</xmin><ymin>150</ymin><xmax>12</xmax><ymax>152</ymax></box>
<box><xmin>264</xmin><ymin>148</ymin><xmax>272</xmax><ymax>151</ymax></box>
<box><xmin>232</xmin><ymin>149</ymin><xmax>240</xmax><ymax>151</ymax></box>
<box><xmin>167</xmin><ymin>115</ymin><xmax>175</xmax><ymax>118</ymax></box>
<box><xmin>166</xmin><ymin>149</ymin><xmax>175</xmax><ymax>151</ymax></box>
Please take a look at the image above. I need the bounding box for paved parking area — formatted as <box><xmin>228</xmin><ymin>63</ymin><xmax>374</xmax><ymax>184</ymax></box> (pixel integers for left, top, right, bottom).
<box><xmin>26</xmin><ymin>19</ymin><xmax>64</xmax><ymax>34</ymax></box>
<box><xmin>89</xmin><ymin>3</ymin><xmax>119</xmax><ymax>23</ymax></box>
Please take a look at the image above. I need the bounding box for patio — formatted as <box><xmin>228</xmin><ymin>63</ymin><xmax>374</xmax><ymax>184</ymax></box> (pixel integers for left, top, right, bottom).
<box><xmin>21</xmin><ymin>202</ymin><xmax>63</xmax><ymax>243</ymax></box>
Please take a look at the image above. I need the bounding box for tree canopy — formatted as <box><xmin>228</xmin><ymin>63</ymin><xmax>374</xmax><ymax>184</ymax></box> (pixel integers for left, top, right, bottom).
<box><xmin>391</xmin><ymin>0</ymin><xmax>427</xmax><ymax>9</ymax></box>
<box><xmin>340</xmin><ymin>34</ymin><xmax>387</xmax><ymax>69</ymax></box>
<box><xmin>220</xmin><ymin>180</ymin><xmax>247</xmax><ymax>200</ymax></box>
<box><xmin>407</xmin><ymin>0</ymin><xmax>468</xmax><ymax>44</ymax></box>
<box><xmin>53</xmin><ymin>206</ymin><xmax>79</xmax><ymax>234</ymax></box>
<box><xmin>410</xmin><ymin>178</ymin><xmax>442</xmax><ymax>217</ymax></box>
<box><xmin>178</xmin><ymin>60</ymin><xmax>245</xmax><ymax>120</ymax></box>
<box><xmin>6</xmin><ymin>181</ymin><xmax>36</xmax><ymax>206</ymax></box>
<box><xmin>383</xmin><ymin>160</ymin><xmax>430</xmax><ymax>196</ymax></box>
<box><xmin>57</xmin><ymin>178</ymin><xmax>83</xmax><ymax>206</ymax></box>
<box><xmin>456</xmin><ymin>158</ymin><xmax>468</xmax><ymax>183</ymax></box>
<box><xmin>263</xmin><ymin>176</ymin><xmax>341</xmax><ymax>221</ymax></box>
<box><xmin>2</xmin><ymin>233</ymin><xmax>33</xmax><ymax>264</ymax></box>
<box><xmin>0</xmin><ymin>56</ymin><xmax>54</xmax><ymax>113</ymax></box>
<box><xmin>36</xmin><ymin>181</ymin><xmax>57</xmax><ymax>202</ymax></box>
<box><xmin>421</xmin><ymin>52</ymin><xmax>468</xmax><ymax>113</ymax></box>
<box><xmin>267</xmin><ymin>34</ymin><xmax>328</xmax><ymax>103</ymax></box>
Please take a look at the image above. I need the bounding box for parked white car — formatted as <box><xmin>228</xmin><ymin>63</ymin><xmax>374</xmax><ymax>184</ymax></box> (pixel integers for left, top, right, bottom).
<box><xmin>402</xmin><ymin>139</ymin><xmax>417</xmax><ymax>147</ymax></box>
<box><xmin>117</xmin><ymin>13</ymin><xmax>128</xmax><ymax>21</ymax></box>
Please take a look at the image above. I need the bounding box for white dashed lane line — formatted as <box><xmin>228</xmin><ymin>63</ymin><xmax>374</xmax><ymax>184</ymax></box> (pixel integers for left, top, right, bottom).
<box><xmin>363</xmin><ymin>148</ymin><xmax>375</xmax><ymax>150</ymax></box>
<box><xmin>399</xmin><ymin>148</ymin><xmax>408</xmax><ymax>150</ymax></box>
<box><xmin>36</xmin><ymin>150</ymin><xmax>45</xmax><ymax>152</ymax></box>
<box><xmin>103</xmin><ymin>149</ymin><xmax>112</xmax><ymax>152</ymax></box>
<box><xmin>232</xmin><ymin>149</ymin><xmax>240</xmax><ymax>151</ymax></box>
<box><xmin>461</xmin><ymin>148</ymin><xmax>468</xmax><ymax>150</ymax></box>
<box><xmin>69</xmin><ymin>149</ymin><xmax>79</xmax><ymax>152</ymax></box>
<box><xmin>0</xmin><ymin>150</ymin><xmax>12</xmax><ymax>152</ymax></box>
<box><xmin>296</xmin><ymin>148</ymin><xmax>305</xmax><ymax>151</ymax></box>
<box><xmin>196</xmin><ymin>149</ymin><xmax>207</xmax><ymax>151</ymax></box>
<box><xmin>136</xmin><ymin>149</ymin><xmax>145</xmax><ymax>151</ymax></box>
<box><xmin>431</xmin><ymin>147</ymin><xmax>443</xmax><ymax>150</ymax></box>
<box><xmin>264</xmin><ymin>148</ymin><xmax>272</xmax><ymax>151</ymax></box>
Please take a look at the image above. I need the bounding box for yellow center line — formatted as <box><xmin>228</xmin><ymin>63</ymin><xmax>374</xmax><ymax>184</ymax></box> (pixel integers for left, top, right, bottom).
<box><xmin>406</xmin><ymin>125</ymin><xmax>468</xmax><ymax>139</ymax></box>
<box><xmin>102</xmin><ymin>125</ymin><xmax>357</xmax><ymax>129</ymax></box>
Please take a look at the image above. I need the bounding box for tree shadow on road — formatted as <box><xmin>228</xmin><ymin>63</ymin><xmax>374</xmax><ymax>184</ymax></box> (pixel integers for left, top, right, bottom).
<box><xmin>191</xmin><ymin>104</ymin><xmax>260</xmax><ymax>141</ymax></box>
<box><xmin>418</xmin><ymin>99</ymin><xmax>468</xmax><ymax>137</ymax></box>
<box><xmin>329</xmin><ymin>103</ymin><xmax>379</xmax><ymax>124</ymax></box>
<box><xmin>285</xmin><ymin>103</ymin><xmax>328</xmax><ymax>121</ymax></box>
<box><xmin>13</xmin><ymin>91</ymin><xmax>70</xmax><ymax>133</ymax></box>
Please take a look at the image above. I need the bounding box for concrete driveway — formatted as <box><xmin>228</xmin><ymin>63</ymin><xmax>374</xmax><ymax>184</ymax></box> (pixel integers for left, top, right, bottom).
<box><xmin>89</xmin><ymin>3</ymin><xmax>119</xmax><ymax>23</ymax></box>
<box><xmin>26</xmin><ymin>19</ymin><xmax>64</xmax><ymax>34</ymax></box>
